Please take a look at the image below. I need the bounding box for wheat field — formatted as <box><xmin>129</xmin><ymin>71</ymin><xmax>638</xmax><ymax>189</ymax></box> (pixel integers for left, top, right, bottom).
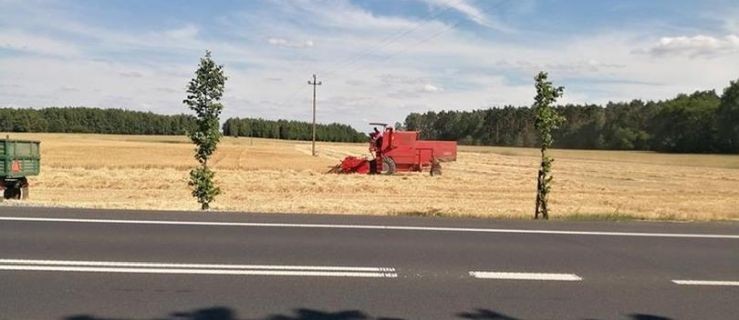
<box><xmin>2</xmin><ymin>132</ymin><xmax>738</xmax><ymax>220</ymax></box>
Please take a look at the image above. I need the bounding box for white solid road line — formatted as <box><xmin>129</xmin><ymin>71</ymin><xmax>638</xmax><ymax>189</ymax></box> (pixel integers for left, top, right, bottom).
<box><xmin>0</xmin><ymin>259</ymin><xmax>397</xmax><ymax>278</ymax></box>
<box><xmin>0</xmin><ymin>265</ymin><xmax>397</xmax><ymax>277</ymax></box>
<box><xmin>470</xmin><ymin>271</ymin><xmax>583</xmax><ymax>281</ymax></box>
<box><xmin>672</xmin><ymin>280</ymin><xmax>739</xmax><ymax>286</ymax></box>
<box><xmin>0</xmin><ymin>259</ymin><xmax>394</xmax><ymax>272</ymax></box>
<box><xmin>1</xmin><ymin>216</ymin><xmax>738</xmax><ymax>239</ymax></box>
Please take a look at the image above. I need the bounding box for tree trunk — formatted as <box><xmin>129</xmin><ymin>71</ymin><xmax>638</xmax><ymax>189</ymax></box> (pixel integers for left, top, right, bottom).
<box><xmin>535</xmin><ymin>168</ymin><xmax>544</xmax><ymax>219</ymax></box>
<box><xmin>535</xmin><ymin>150</ymin><xmax>549</xmax><ymax>220</ymax></box>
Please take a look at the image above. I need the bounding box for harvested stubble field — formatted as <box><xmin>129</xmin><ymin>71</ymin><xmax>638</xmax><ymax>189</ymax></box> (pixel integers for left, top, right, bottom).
<box><xmin>2</xmin><ymin>132</ymin><xmax>739</xmax><ymax>221</ymax></box>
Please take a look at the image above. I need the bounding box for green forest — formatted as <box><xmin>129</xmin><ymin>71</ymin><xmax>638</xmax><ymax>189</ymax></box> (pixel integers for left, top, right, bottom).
<box><xmin>403</xmin><ymin>79</ymin><xmax>739</xmax><ymax>153</ymax></box>
<box><xmin>222</xmin><ymin>117</ymin><xmax>367</xmax><ymax>142</ymax></box>
<box><xmin>1</xmin><ymin>78</ymin><xmax>737</xmax><ymax>153</ymax></box>
<box><xmin>0</xmin><ymin>107</ymin><xmax>196</xmax><ymax>135</ymax></box>
<box><xmin>0</xmin><ymin>107</ymin><xmax>367</xmax><ymax>143</ymax></box>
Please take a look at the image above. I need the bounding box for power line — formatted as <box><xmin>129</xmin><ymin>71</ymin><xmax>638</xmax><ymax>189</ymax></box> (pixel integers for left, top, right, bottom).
<box><xmin>329</xmin><ymin>0</ymin><xmax>510</xmax><ymax>79</ymax></box>
<box><xmin>321</xmin><ymin>2</ymin><xmax>458</xmax><ymax>78</ymax></box>
<box><xmin>337</xmin><ymin>19</ymin><xmax>462</xmax><ymax>77</ymax></box>
<box><xmin>271</xmin><ymin>0</ymin><xmax>464</xmax><ymax>116</ymax></box>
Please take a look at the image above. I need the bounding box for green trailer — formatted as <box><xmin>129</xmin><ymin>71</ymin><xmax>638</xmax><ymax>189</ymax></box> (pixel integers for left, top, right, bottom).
<box><xmin>1</xmin><ymin>138</ymin><xmax>41</xmax><ymax>200</ymax></box>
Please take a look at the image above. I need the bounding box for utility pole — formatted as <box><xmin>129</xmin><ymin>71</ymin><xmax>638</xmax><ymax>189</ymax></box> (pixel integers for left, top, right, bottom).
<box><xmin>308</xmin><ymin>74</ymin><xmax>322</xmax><ymax>156</ymax></box>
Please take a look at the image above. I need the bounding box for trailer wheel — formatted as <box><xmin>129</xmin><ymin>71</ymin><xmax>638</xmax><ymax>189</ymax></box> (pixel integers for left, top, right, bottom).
<box><xmin>2</xmin><ymin>178</ymin><xmax>26</xmax><ymax>200</ymax></box>
<box><xmin>20</xmin><ymin>186</ymin><xmax>29</xmax><ymax>200</ymax></box>
<box><xmin>3</xmin><ymin>186</ymin><xmax>19</xmax><ymax>200</ymax></box>
<box><xmin>3</xmin><ymin>180</ymin><xmax>13</xmax><ymax>199</ymax></box>
<box><xmin>382</xmin><ymin>157</ymin><xmax>396</xmax><ymax>175</ymax></box>
<box><xmin>19</xmin><ymin>178</ymin><xmax>28</xmax><ymax>200</ymax></box>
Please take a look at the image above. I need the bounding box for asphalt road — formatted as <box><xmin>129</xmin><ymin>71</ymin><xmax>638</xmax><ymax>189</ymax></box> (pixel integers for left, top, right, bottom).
<box><xmin>0</xmin><ymin>206</ymin><xmax>737</xmax><ymax>320</ymax></box>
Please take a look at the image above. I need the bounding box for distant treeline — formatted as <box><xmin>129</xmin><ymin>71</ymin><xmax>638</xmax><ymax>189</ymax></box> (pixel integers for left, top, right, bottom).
<box><xmin>403</xmin><ymin>79</ymin><xmax>739</xmax><ymax>153</ymax></box>
<box><xmin>222</xmin><ymin>117</ymin><xmax>367</xmax><ymax>142</ymax></box>
<box><xmin>0</xmin><ymin>107</ymin><xmax>196</xmax><ymax>135</ymax></box>
<box><xmin>2</xmin><ymin>78</ymin><xmax>737</xmax><ymax>153</ymax></box>
<box><xmin>0</xmin><ymin>107</ymin><xmax>367</xmax><ymax>142</ymax></box>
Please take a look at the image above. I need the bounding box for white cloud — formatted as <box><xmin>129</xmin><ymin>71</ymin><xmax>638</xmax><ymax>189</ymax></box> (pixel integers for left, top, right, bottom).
<box><xmin>644</xmin><ymin>34</ymin><xmax>739</xmax><ymax>57</ymax></box>
<box><xmin>425</xmin><ymin>0</ymin><xmax>485</xmax><ymax>23</ymax></box>
<box><xmin>264</xmin><ymin>0</ymin><xmax>417</xmax><ymax>32</ymax></box>
<box><xmin>0</xmin><ymin>29</ymin><xmax>80</xmax><ymax>56</ymax></box>
<box><xmin>267</xmin><ymin>37</ymin><xmax>315</xmax><ymax>48</ymax></box>
<box><xmin>422</xmin><ymin>84</ymin><xmax>443</xmax><ymax>92</ymax></box>
<box><xmin>713</xmin><ymin>8</ymin><xmax>739</xmax><ymax>34</ymax></box>
<box><xmin>727</xmin><ymin>18</ymin><xmax>739</xmax><ymax>33</ymax></box>
<box><xmin>2</xmin><ymin>1</ymin><xmax>739</xmax><ymax>131</ymax></box>
<box><xmin>419</xmin><ymin>0</ymin><xmax>512</xmax><ymax>32</ymax></box>
<box><xmin>0</xmin><ymin>56</ymin><xmax>186</xmax><ymax>112</ymax></box>
<box><xmin>163</xmin><ymin>25</ymin><xmax>199</xmax><ymax>40</ymax></box>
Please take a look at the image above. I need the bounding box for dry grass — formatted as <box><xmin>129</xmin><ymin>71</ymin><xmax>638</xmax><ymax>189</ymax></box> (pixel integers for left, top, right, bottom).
<box><xmin>2</xmin><ymin>132</ymin><xmax>739</xmax><ymax>221</ymax></box>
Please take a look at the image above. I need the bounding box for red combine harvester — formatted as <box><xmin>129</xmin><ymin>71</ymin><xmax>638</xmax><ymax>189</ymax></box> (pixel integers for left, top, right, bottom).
<box><xmin>335</xmin><ymin>123</ymin><xmax>457</xmax><ymax>175</ymax></box>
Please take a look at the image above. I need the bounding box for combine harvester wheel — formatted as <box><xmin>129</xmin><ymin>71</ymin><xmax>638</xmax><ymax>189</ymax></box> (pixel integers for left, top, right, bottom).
<box><xmin>382</xmin><ymin>157</ymin><xmax>396</xmax><ymax>175</ymax></box>
<box><xmin>430</xmin><ymin>159</ymin><xmax>442</xmax><ymax>176</ymax></box>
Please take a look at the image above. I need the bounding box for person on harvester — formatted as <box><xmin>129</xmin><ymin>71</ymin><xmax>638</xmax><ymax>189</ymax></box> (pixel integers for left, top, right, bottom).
<box><xmin>373</xmin><ymin>127</ymin><xmax>383</xmax><ymax>150</ymax></box>
<box><xmin>368</xmin><ymin>127</ymin><xmax>384</xmax><ymax>174</ymax></box>
<box><xmin>369</xmin><ymin>128</ymin><xmax>378</xmax><ymax>141</ymax></box>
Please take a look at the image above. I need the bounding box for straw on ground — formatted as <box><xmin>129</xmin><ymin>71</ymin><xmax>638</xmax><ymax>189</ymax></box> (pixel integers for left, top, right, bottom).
<box><xmin>2</xmin><ymin>132</ymin><xmax>738</xmax><ymax>220</ymax></box>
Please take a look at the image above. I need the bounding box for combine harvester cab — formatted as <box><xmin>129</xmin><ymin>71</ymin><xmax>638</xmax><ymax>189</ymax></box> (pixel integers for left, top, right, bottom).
<box><xmin>335</xmin><ymin>123</ymin><xmax>457</xmax><ymax>176</ymax></box>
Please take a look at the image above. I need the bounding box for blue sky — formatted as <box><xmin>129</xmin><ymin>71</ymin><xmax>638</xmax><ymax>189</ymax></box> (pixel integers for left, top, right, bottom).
<box><xmin>1</xmin><ymin>0</ymin><xmax>738</xmax><ymax>130</ymax></box>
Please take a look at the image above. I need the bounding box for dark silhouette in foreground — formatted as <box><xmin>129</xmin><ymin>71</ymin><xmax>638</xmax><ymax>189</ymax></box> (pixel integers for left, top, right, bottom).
<box><xmin>64</xmin><ymin>307</ymin><xmax>404</xmax><ymax>320</ymax></box>
<box><xmin>458</xmin><ymin>308</ymin><xmax>519</xmax><ymax>320</ymax></box>
<box><xmin>64</xmin><ymin>307</ymin><xmax>674</xmax><ymax>320</ymax></box>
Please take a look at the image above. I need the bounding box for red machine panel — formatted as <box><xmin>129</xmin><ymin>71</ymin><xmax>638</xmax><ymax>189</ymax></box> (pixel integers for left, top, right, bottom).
<box><xmin>415</xmin><ymin>140</ymin><xmax>457</xmax><ymax>162</ymax></box>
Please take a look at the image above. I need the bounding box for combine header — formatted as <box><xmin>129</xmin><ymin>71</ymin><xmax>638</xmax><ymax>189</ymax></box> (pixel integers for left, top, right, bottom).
<box><xmin>333</xmin><ymin>123</ymin><xmax>457</xmax><ymax>175</ymax></box>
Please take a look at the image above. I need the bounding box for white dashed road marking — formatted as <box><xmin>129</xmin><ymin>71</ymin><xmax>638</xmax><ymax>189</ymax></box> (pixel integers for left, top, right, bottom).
<box><xmin>469</xmin><ymin>271</ymin><xmax>583</xmax><ymax>281</ymax></box>
<box><xmin>672</xmin><ymin>280</ymin><xmax>739</xmax><ymax>286</ymax></box>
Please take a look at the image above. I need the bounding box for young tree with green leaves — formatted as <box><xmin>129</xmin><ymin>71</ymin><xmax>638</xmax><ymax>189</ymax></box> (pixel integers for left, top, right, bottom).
<box><xmin>533</xmin><ymin>72</ymin><xmax>565</xmax><ymax>219</ymax></box>
<box><xmin>183</xmin><ymin>51</ymin><xmax>227</xmax><ymax>210</ymax></box>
